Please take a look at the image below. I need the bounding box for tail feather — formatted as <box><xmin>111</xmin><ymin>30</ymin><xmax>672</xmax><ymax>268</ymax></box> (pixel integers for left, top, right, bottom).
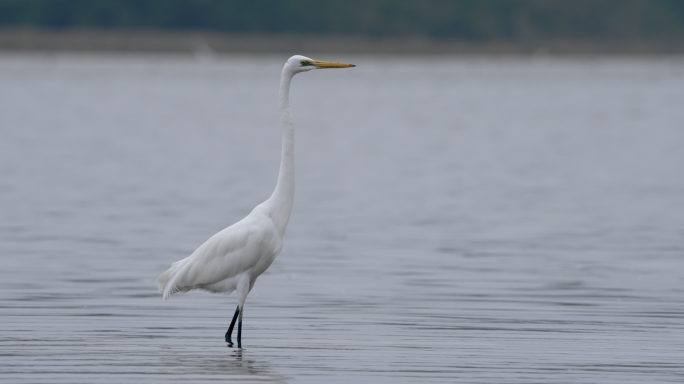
<box><xmin>156</xmin><ymin>258</ymin><xmax>191</xmax><ymax>300</ymax></box>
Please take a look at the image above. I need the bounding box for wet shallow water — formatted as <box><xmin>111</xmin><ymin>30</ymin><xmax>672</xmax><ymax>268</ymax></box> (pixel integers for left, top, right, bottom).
<box><xmin>1</xmin><ymin>53</ymin><xmax>684</xmax><ymax>383</ymax></box>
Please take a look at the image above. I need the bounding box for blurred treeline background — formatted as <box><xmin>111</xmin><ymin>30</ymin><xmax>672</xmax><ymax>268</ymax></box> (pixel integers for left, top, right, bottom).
<box><xmin>1</xmin><ymin>0</ymin><xmax>684</xmax><ymax>53</ymax></box>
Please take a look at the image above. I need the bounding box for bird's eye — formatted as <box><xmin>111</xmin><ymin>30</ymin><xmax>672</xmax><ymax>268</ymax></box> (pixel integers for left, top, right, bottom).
<box><xmin>300</xmin><ymin>60</ymin><xmax>313</xmax><ymax>66</ymax></box>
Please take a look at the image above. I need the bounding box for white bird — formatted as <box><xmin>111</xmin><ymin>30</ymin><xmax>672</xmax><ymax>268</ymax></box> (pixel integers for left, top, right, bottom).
<box><xmin>156</xmin><ymin>55</ymin><xmax>355</xmax><ymax>347</ymax></box>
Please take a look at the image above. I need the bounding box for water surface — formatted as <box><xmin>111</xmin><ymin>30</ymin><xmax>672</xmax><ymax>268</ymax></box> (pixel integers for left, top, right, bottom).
<box><xmin>1</xmin><ymin>53</ymin><xmax>683</xmax><ymax>383</ymax></box>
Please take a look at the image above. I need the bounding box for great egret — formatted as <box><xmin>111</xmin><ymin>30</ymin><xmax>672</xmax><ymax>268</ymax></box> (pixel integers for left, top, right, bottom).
<box><xmin>156</xmin><ymin>55</ymin><xmax>355</xmax><ymax>347</ymax></box>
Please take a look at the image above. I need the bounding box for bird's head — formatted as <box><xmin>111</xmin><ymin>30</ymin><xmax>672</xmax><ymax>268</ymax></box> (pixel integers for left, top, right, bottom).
<box><xmin>285</xmin><ymin>55</ymin><xmax>355</xmax><ymax>74</ymax></box>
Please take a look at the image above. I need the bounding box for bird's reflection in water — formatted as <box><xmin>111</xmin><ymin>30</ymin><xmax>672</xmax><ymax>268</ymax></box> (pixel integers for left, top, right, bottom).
<box><xmin>158</xmin><ymin>346</ymin><xmax>289</xmax><ymax>383</ymax></box>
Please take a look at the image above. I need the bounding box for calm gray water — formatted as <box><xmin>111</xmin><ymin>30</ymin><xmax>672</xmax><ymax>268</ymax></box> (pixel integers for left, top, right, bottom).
<box><xmin>1</xmin><ymin>53</ymin><xmax>683</xmax><ymax>383</ymax></box>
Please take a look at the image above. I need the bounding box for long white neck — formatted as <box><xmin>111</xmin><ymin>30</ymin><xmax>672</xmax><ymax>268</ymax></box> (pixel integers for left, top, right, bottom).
<box><xmin>264</xmin><ymin>66</ymin><xmax>296</xmax><ymax>236</ymax></box>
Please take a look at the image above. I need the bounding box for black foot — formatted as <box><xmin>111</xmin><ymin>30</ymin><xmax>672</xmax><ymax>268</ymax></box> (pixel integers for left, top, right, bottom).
<box><xmin>225</xmin><ymin>305</ymin><xmax>240</xmax><ymax>344</ymax></box>
<box><xmin>237</xmin><ymin>311</ymin><xmax>243</xmax><ymax>348</ymax></box>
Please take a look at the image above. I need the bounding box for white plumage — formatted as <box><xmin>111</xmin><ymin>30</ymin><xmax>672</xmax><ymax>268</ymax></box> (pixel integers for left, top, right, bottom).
<box><xmin>156</xmin><ymin>208</ymin><xmax>281</xmax><ymax>299</ymax></box>
<box><xmin>156</xmin><ymin>55</ymin><xmax>355</xmax><ymax>347</ymax></box>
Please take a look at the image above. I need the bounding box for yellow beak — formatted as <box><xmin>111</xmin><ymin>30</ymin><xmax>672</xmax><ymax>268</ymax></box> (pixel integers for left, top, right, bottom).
<box><xmin>312</xmin><ymin>60</ymin><xmax>356</xmax><ymax>69</ymax></box>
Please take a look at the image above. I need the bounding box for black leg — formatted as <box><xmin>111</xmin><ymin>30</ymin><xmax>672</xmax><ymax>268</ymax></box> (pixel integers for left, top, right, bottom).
<box><xmin>237</xmin><ymin>307</ymin><xmax>243</xmax><ymax>348</ymax></box>
<box><xmin>225</xmin><ymin>305</ymin><xmax>240</xmax><ymax>343</ymax></box>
